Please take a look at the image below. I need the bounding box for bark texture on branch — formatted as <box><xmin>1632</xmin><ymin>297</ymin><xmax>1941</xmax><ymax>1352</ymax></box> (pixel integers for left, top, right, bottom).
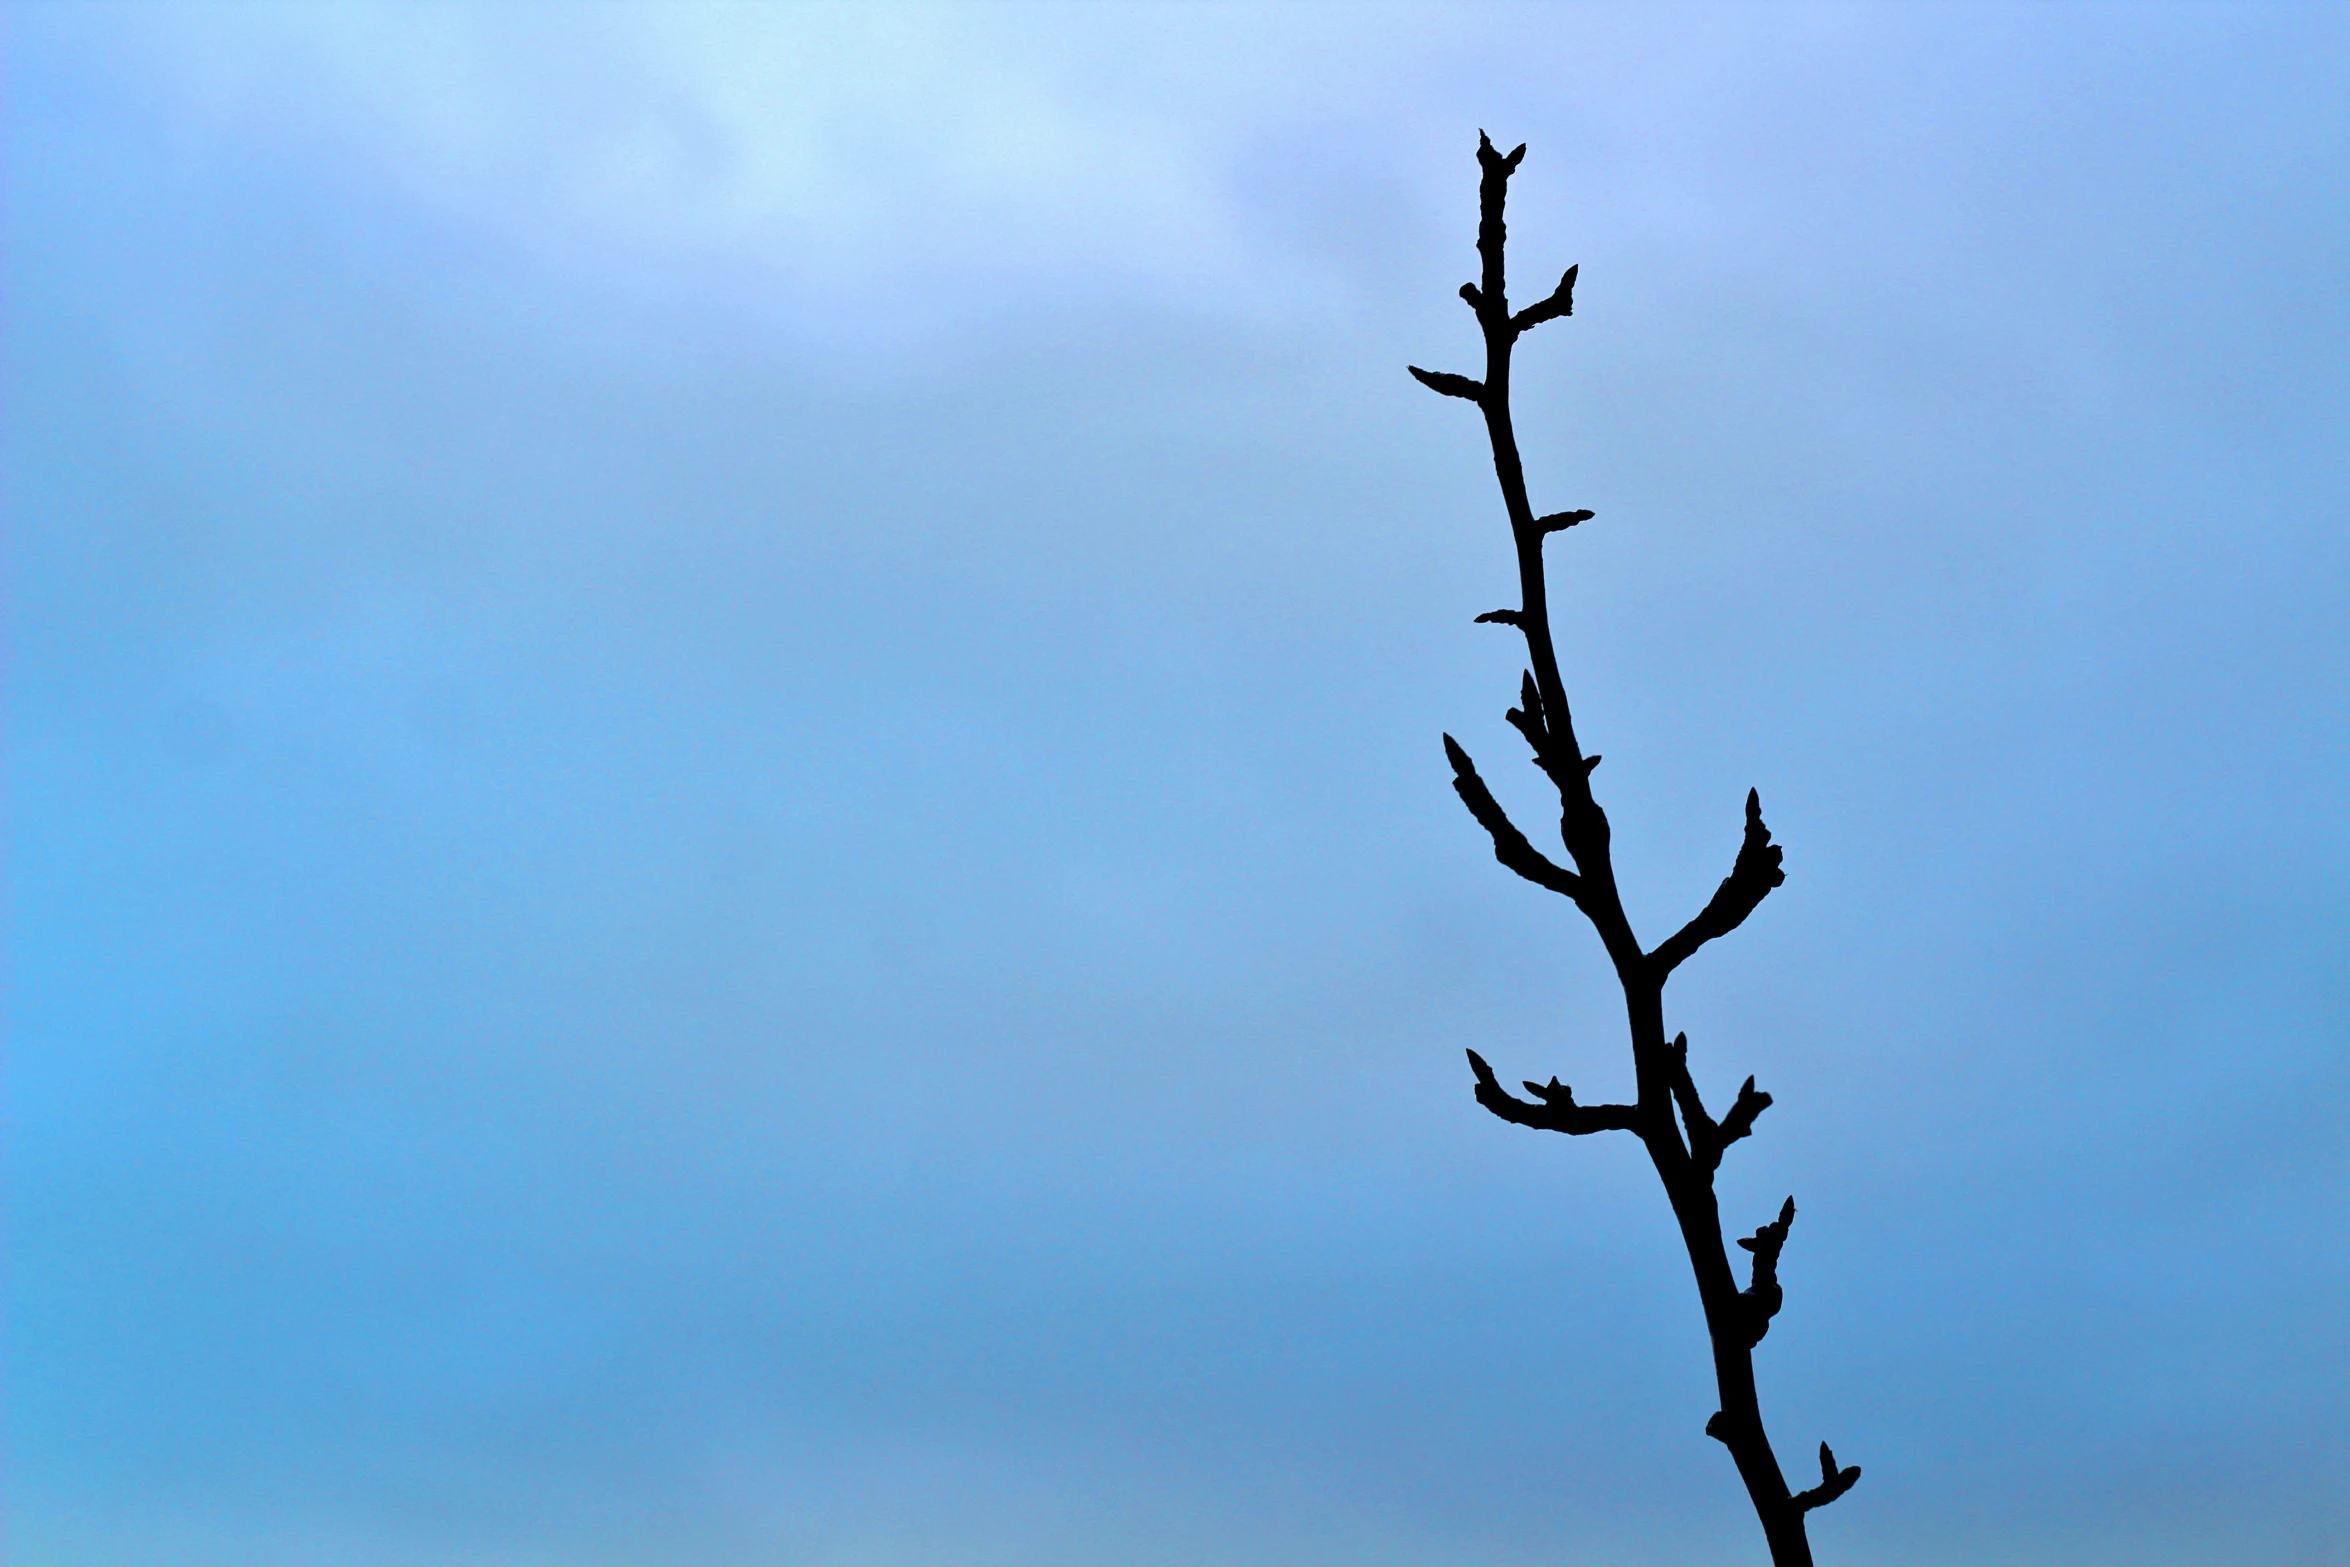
<box><xmin>1416</xmin><ymin>133</ymin><xmax>1855</xmax><ymax>1567</ymax></box>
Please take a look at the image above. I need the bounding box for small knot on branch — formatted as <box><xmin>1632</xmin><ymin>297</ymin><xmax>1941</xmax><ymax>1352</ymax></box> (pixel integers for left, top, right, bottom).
<box><xmin>1793</xmin><ymin>1442</ymin><xmax>1862</xmax><ymax>1512</ymax></box>
<box><xmin>1474</xmin><ymin>609</ymin><xmax>1523</xmax><ymax>627</ymax></box>
<box><xmin>1535</xmin><ymin>509</ymin><xmax>1594</xmax><ymax>535</ymax></box>
<box><xmin>1737</xmin><ymin>1197</ymin><xmax>1796</xmax><ymax>1263</ymax></box>
<box><xmin>1733</xmin><ymin>1196</ymin><xmax>1796</xmax><ymax>1347</ymax></box>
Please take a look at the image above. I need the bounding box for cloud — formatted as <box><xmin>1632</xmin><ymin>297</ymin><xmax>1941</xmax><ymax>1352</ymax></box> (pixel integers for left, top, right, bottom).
<box><xmin>16</xmin><ymin>6</ymin><xmax>2350</xmax><ymax>1563</ymax></box>
<box><xmin>82</xmin><ymin>3</ymin><xmax>1435</xmax><ymax>340</ymax></box>
<box><xmin>63</xmin><ymin>2</ymin><xmax>1943</xmax><ymax>351</ymax></box>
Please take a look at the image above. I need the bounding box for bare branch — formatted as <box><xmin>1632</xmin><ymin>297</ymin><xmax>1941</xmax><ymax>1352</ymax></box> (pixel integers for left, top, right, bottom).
<box><xmin>1503</xmin><ymin>670</ymin><xmax>1562</xmax><ymax>776</ymax></box>
<box><xmin>1466</xmin><ymin>1049</ymin><xmax>1637</xmax><ymax>1135</ymax></box>
<box><xmin>1717</xmin><ymin>1076</ymin><xmax>1773</xmax><ymax>1152</ymax></box>
<box><xmin>1407</xmin><ymin>365</ymin><xmax>1485</xmax><ymax>403</ymax></box>
<box><xmin>1444</xmin><ymin>735</ymin><xmax>1580</xmax><ymax>898</ymax></box>
<box><xmin>1792</xmin><ymin>1442</ymin><xmax>1862</xmax><ymax>1512</ymax></box>
<box><xmin>1511</xmin><ymin>264</ymin><xmax>1579</xmax><ymax>333</ymax></box>
<box><xmin>1648</xmin><ymin>788</ymin><xmax>1785</xmax><ymax>979</ymax></box>
<box><xmin>1426</xmin><ymin>135</ymin><xmax>1846</xmax><ymax>1563</ymax></box>
<box><xmin>1734</xmin><ymin>1197</ymin><xmax>1795</xmax><ymax>1348</ymax></box>
<box><xmin>1667</xmin><ymin>1030</ymin><xmax>1718</xmax><ymax>1151</ymax></box>
<box><xmin>1476</xmin><ymin>130</ymin><xmax>1528</xmax><ymax>175</ymax></box>
<box><xmin>1668</xmin><ymin>1033</ymin><xmax>1773</xmax><ymax>1174</ymax></box>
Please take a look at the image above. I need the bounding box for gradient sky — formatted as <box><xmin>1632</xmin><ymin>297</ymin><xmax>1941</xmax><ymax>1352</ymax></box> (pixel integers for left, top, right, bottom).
<box><xmin>10</xmin><ymin>6</ymin><xmax>2348</xmax><ymax>1565</ymax></box>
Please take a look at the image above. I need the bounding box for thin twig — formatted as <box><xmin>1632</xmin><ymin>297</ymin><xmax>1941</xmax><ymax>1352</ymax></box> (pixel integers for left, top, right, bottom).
<box><xmin>1417</xmin><ymin>134</ymin><xmax>1850</xmax><ymax>1566</ymax></box>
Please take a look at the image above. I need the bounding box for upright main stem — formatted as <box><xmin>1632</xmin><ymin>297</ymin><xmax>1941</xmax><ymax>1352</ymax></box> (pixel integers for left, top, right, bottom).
<box><xmin>1458</xmin><ymin>136</ymin><xmax>1816</xmax><ymax>1567</ymax></box>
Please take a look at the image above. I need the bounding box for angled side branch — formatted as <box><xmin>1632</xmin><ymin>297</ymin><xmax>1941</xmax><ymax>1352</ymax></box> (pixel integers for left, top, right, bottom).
<box><xmin>1667</xmin><ymin>1033</ymin><xmax>1773</xmax><ymax>1175</ymax></box>
<box><xmin>1793</xmin><ymin>1443</ymin><xmax>1862</xmax><ymax>1512</ymax></box>
<box><xmin>1466</xmin><ymin>1049</ymin><xmax>1637</xmax><ymax>1135</ymax></box>
<box><xmin>1649</xmin><ymin>788</ymin><xmax>1785</xmax><ymax>979</ymax></box>
<box><xmin>1511</xmin><ymin>263</ymin><xmax>1578</xmax><ymax>333</ymax></box>
<box><xmin>1444</xmin><ymin>734</ymin><xmax>1580</xmax><ymax>899</ymax></box>
<box><xmin>1408</xmin><ymin>365</ymin><xmax>1486</xmax><ymax>403</ymax></box>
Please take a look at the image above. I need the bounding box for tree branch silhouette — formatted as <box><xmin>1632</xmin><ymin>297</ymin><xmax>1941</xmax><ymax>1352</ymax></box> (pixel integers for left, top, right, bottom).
<box><xmin>1414</xmin><ymin>133</ymin><xmax>1856</xmax><ymax>1567</ymax></box>
<box><xmin>1465</xmin><ymin>1049</ymin><xmax>1637</xmax><ymax>1135</ymax></box>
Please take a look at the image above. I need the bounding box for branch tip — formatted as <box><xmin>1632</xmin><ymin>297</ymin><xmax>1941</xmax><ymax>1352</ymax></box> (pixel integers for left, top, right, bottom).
<box><xmin>1474</xmin><ymin>131</ymin><xmax>1527</xmax><ymax>181</ymax></box>
<box><xmin>1407</xmin><ymin>364</ymin><xmax>1486</xmax><ymax>404</ymax></box>
<box><xmin>1647</xmin><ymin>787</ymin><xmax>1785</xmax><ymax>979</ymax></box>
<box><xmin>1718</xmin><ymin>1076</ymin><xmax>1773</xmax><ymax>1150</ymax></box>
<box><xmin>1443</xmin><ymin>735</ymin><xmax>1581</xmax><ymax>899</ymax></box>
<box><xmin>1794</xmin><ymin>1442</ymin><xmax>1862</xmax><ymax>1512</ymax></box>
<box><xmin>1503</xmin><ymin>670</ymin><xmax>1562</xmax><ymax>778</ymax></box>
<box><xmin>1463</xmin><ymin>1050</ymin><xmax>1635</xmax><ymax>1137</ymax></box>
<box><xmin>1512</xmin><ymin>264</ymin><xmax>1579</xmax><ymax>332</ymax></box>
<box><xmin>1732</xmin><ymin>1197</ymin><xmax>1795</xmax><ymax>1347</ymax></box>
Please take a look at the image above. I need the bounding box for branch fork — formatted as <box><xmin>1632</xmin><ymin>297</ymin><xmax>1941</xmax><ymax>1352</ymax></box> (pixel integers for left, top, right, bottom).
<box><xmin>1793</xmin><ymin>1443</ymin><xmax>1863</xmax><ymax>1512</ymax></box>
<box><xmin>1668</xmin><ymin>1032</ymin><xmax>1772</xmax><ymax>1174</ymax></box>
<box><xmin>1420</xmin><ymin>133</ymin><xmax>1851</xmax><ymax>1564</ymax></box>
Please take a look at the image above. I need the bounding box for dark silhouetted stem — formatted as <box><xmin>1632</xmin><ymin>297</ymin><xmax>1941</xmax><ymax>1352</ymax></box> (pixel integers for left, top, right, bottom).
<box><xmin>1413</xmin><ymin>134</ymin><xmax>1851</xmax><ymax>1567</ymax></box>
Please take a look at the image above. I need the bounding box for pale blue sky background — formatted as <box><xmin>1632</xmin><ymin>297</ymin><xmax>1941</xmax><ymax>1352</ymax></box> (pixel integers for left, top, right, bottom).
<box><xmin>10</xmin><ymin>5</ymin><xmax>2348</xmax><ymax>1565</ymax></box>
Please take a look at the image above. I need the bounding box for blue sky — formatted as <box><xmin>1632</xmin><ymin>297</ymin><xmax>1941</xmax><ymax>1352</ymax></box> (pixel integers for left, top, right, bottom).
<box><xmin>10</xmin><ymin>5</ymin><xmax>2347</xmax><ymax>1564</ymax></box>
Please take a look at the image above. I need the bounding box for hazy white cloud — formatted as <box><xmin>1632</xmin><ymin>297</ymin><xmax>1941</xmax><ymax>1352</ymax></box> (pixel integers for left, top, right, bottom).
<box><xmin>92</xmin><ymin>2</ymin><xmax>1459</xmax><ymax>337</ymax></box>
<box><xmin>68</xmin><ymin>2</ymin><xmax>1904</xmax><ymax>348</ymax></box>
